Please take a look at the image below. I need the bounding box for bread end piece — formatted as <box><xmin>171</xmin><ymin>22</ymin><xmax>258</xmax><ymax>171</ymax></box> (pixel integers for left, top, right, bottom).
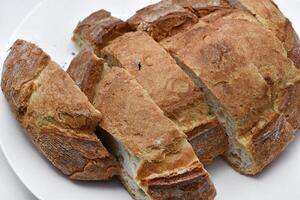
<box><xmin>127</xmin><ymin>0</ymin><xmax>198</xmax><ymax>41</ymax></box>
<box><xmin>1</xmin><ymin>39</ymin><xmax>120</xmax><ymax>180</ymax></box>
<box><xmin>72</xmin><ymin>9</ymin><xmax>131</xmax><ymax>55</ymax></box>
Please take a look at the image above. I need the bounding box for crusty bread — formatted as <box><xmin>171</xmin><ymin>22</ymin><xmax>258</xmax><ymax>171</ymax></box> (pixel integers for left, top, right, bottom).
<box><xmin>72</xmin><ymin>9</ymin><xmax>131</xmax><ymax>55</ymax></box>
<box><xmin>167</xmin><ymin>0</ymin><xmax>231</xmax><ymax>17</ymax></box>
<box><xmin>227</xmin><ymin>0</ymin><xmax>300</xmax><ymax>69</ymax></box>
<box><xmin>100</xmin><ymin>31</ymin><xmax>227</xmax><ymax>164</ymax></box>
<box><xmin>225</xmin><ymin>0</ymin><xmax>300</xmax><ymax>130</ymax></box>
<box><xmin>127</xmin><ymin>0</ymin><xmax>233</xmax><ymax>41</ymax></box>
<box><xmin>67</xmin><ymin>49</ymin><xmax>104</xmax><ymax>101</ymax></box>
<box><xmin>68</xmin><ymin>58</ymin><xmax>216</xmax><ymax>199</ymax></box>
<box><xmin>72</xmin><ymin>10</ymin><xmax>228</xmax><ymax>164</ymax></box>
<box><xmin>1</xmin><ymin>40</ymin><xmax>119</xmax><ymax>180</ymax></box>
<box><xmin>127</xmin><ymin>0</ymin><xmax>198</xmax><ymax>41</ymax></box>
<box><xmin>161</xmin><ymin>10</ymin><xmax>298</xmax><ymax>175</ymax></box>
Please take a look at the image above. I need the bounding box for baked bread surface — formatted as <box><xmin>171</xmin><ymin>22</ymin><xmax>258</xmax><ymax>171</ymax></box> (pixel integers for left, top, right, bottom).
<box><xmin>68</xmin><ymin>55</ymin><xmax>216</xmax><ymax>199</ymax></box>
<box><xmin>1</xmin><ymin>40</ymin><xmax>119</xmax><ymax>180</ymax></box>
<box><xmin>161</xmin><ymin>10</ymin><xmax>297</xmax><ymax>174</ymax></box>
<box><xmin>73</xmin><ymin>9</ymin><xmax>131</xmax><ymax>55</ymax></box>
<box><xmin>127</xmin><ymin>0</ymin><xmax>198</xmax><ymax>41</ymax></box>
<box><xmin>101</xmin><ymin>31</ymin><xmax>227</xmax><ymax>163</ymax></box>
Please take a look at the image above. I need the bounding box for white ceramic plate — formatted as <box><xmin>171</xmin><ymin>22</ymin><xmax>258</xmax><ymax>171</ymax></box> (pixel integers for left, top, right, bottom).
<box><xmin>0</xmin><ymin>0</ymin><xmax>300</xmax><ymax>199</ymax></box>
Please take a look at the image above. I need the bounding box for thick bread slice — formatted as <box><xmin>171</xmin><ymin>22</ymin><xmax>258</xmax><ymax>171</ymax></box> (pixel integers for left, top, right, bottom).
<box><xmin>161</xmin><ymin>11</ymin><xmax>296</xmax><ymax>175</ymax></box>
<box><xmin>127</xmin><ymin>0</ymin><xmax>198</xmax><ymax>41</ymax></box>
<box><xmin>227</xmin><ymin>0</ymin><xmax>300</xmax><ymax>69</ymax></box>
<box><xmin>73</xmin><ymin>9</ymin><xmax>131</xmax><ymax>55</ymax></box>
<box><xmin>1</xmin><ymin>40</ymin><xmax>119</xmax><ymax>180</ymax></box>
<box><xmin>68</xmin><ymin>61</ymin><xmax>216</xmax><ymax>199</ymax></box>
<box><xmin>100</xmin><ymin>31</ymin><xmax>227</xmax><ymax>164</ymax></box>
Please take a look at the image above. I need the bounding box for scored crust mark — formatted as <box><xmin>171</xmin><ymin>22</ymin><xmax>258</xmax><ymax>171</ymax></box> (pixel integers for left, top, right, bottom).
<box><xmin>72</xmin><ymin>9</ymin><xmax>131</xmax><ymax>55</ymax></box>
<box><xmin>1</xmin><ymin>40</ymin><xmax>120</xmax><ymax>180</ymax></box>
<box><xmin>167</xmin><ymin>0</ymin><xmax>232</xmax><ymax>17</ymax></box>
<box><xmin>127</xmin><ymin>0</ymin><xmax>199</xmax><ymax>41</ymax></box>
<box><xmin>147</xmin><ymin>162</ymin><xmax>216</xmax><ymax>200</ymax></box>
<box><xmin>100</xmin><ymin>31</ymin><xmax>227</xmax><ymax>164</ymax></box>
<box><xmin>161</xmin><ymin>10</ymin><xmax>296</xmax><ymax>175</ymax></box>
<box><xmin>37</xmin><ymin>128</ymin><xmax>119</xmax><ymax>180</ymax></box>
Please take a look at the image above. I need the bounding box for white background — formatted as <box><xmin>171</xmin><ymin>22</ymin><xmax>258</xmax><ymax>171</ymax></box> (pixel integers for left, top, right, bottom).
<box><xmin>0</xmin><ymin>0</ymin><xmax>299</xmax><ymax>200</ymax></box>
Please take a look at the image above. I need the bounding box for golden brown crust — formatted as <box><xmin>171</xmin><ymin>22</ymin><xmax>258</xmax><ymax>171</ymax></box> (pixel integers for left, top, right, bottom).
<box><xmin>1</xmin><ymin>40</ymin><xmax>119</xmax><ymax>180</ymax></box>
<box><xmin>101</xmin><ymin>31</ymin><xmax>226</xmax><ymax>163</ymax></box>
<box><xmin>282</xmin><ymin>79</ymin><xmax>300</xmax><ymax>129</ymax></box>
<box><xmin>168</xmin><ymin>0</ymin><xmax>232</xmax><ymax>17</ymax></box>
<box><xmin>92</xmin><ymin>67</ymin><xmax>216</xmax><ymax>199</ymax></box>
<box><xmin>127</xmin><ymin>0</ymin><xmax>198</xmax><ymax>41</ymax></box>
<box><xmin>162</xmin><ymin>20</ymin><xmax>272</xmax><ymax>133</ymax></box>
<box><xmin>147</xmin><ymin>162</ymin><xmax>216</xmax><ymax>200</ymax></box>
<box><xmin>249</xmin><ymin>114</ymin><xmax>294</xmax><ymax>174</ymax></box>
<box><xmin>101</xmin><ymin>31</ymin><xmax>206</xmax><ymax>117</ymax></box>
<box><xmin>67</xmin><ymin>55</ymin><xmax>216</xmax><ymax>197</ymax></box>
<box><xmin>73</xmin><ymin>9</ymin><xmax>131</xmax><ymax>55</ymax></box>
<box><xmin>187</xmin><ymin>120</ymin><xmax>228</xmax><ymax>164</ymax></box>
<box><xmin>94</xmin><ymin>67</ymin><xmax>186</xmax><ymax>158</ymax></box>
<box><xmin>67</xmin><ymin>49</ymin><xmax>104</xmax><ymax>101</ymax></box>
<box><xmin>228</xmin><ymin>0</ymin><xmax>300</xmax><ymax>69</ymax></box>
<box><xmin>161</xmin><ymin>10</ymin><xmax>296</xmax><ymax>174</ymax></box>
<box><xmin>1</xmin><ymin>39</ymin><xmax>50</xmax><ymax>119</ymax></box>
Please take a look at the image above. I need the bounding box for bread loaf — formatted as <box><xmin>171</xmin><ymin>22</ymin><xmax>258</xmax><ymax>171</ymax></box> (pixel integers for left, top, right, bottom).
<box><xmin>68</xmin><ymin>55</ymin><xmax>216</xmax><ymax>200</ymax></box>
<box><xmin>161</xmin><ymin>10</ymin><xmax>298</xmax><ymax>175</ymax></box>
<box><xmin>1</xmin><ymin>40</ymin><xmax>119</xmax><ymax>180</ymax></box>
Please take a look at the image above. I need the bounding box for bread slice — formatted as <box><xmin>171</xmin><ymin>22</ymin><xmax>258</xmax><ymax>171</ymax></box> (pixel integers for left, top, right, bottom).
<box><xmin>127</xmin><ymin>0</ymin><xmax>198</xmax><ymax>41</ymax></box>
<box><xmin>68</xmin><ymin>58</ymin><xmax>216</xmax><ymax>199</ymax></box>
<box><xmin>161</xmin><ymin>10</ymin><xmax>298</xmax><ymax>175</ymax></box>
<box><xmin>72</xmin><ymin>9</ymin><xmax>131</xmax><ymax>55</ymax></box>
<box><xmin>100</xmin><ymin>31</ymin><xmax>227</xmax><ymax>164</ymax></box>
<box><xmin>1</xmin><ymin>40</ymin><xmax>119</xmax><ymax>180</ymax></box>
